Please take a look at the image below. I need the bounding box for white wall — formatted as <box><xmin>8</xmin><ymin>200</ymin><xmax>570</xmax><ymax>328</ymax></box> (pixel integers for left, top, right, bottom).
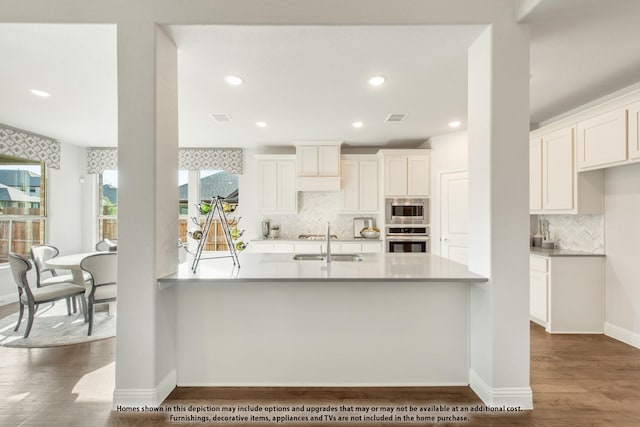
<box><xmin>422</xmin><ymin>130</ymin><xmax>469</xmax><ymax>256</ymax></box>
<box><xmin>603</xmin><ymin>162</ymin><xmax>640</xmax><ymax>348</ymax></box>
<box><xmin>0</xmin><ymin>142</ymin><xmax>86</xmax><ymax>304</ymax></box>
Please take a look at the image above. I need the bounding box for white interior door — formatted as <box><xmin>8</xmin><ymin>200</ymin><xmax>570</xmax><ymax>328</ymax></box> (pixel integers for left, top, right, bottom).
<box><xmin>440</xmin><ymin>171</ymin><xmax>469</xmax><ymax>265</ymax></box>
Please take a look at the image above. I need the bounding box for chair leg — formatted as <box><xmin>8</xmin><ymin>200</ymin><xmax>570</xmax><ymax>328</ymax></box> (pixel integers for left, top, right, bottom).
<box><xmin>14</xmin><ymin>303</ymin><xmax>24</xmax><ymax>331</ymax></box>
<box><xmin>78</xmin><ymin>295</ymin><xmax>88</xmax><ymax>323</ymax></box>
<box><xmin>24</xmin><ymin>302</ymin><xmax>35</xmax><ymax>338</ymax></box>
<box><xmin>87</xmin><ymin>301</ymin><xmax>94</xmax><ymax>336</ymax></box>
<box><xmin>66</xmin><ymin>297</ymin><xmax>72</xmax><ymax>315</ymax></box>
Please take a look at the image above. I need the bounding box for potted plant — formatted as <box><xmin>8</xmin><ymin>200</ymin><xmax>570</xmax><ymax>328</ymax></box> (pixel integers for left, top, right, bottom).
<box><xmin>270</xmin><ymin>225</ymin><xmax>280</xmax><ymax>239</ymax></box>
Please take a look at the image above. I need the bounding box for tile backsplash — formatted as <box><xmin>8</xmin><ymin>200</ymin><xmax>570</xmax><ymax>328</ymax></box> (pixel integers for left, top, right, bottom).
<box><xmin>260</xmin><ymin>192</ymin><xmax>373</xmax><ymax>239</ymax></box>
<box><xmin>535</xmin><ymin>214</ymin><xmax>604</xmax><ymax>253</ymax></box>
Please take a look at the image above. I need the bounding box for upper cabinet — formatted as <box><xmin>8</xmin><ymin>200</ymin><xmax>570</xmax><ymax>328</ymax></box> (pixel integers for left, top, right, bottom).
<box><xmin>378</xmin><ymin>149</ymin><xmax>431</xmax><ymax>197</ymax></box>
<box><xmin>530</xmin><ymin>126</ymin><xmax>603</xmax><ymax>215</ymax></box>
<box><xmin>341</xmin><ymin>155</ymin><xmax>378</xmax><ymax>213</ymax></box>
<box><xmin>629</xmin><ymin>101</ymin><xmax>640</xmax><ymax>160</ymax></box>
<box><xmin>256</xmin><ymin>155</ymin><xmax>298</xmax><ymax>214</ymax></box>
<box><xmin>295</xmin><ymin>141</ymin><xmax>342</xmax><ymax>191</ymax></box>
<box><xmin>577</xmin><ymin>108</ymin><xmax>628</xmax><ymax>171</ymax></box>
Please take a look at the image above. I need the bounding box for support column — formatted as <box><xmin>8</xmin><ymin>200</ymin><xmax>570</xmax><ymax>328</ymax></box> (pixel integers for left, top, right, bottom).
<box><xmin>467</xmin><ymin>23</ymin><xmax>532</xmax><ymax>408</ymax></box>
<box><xmin>113</xmin><ymin>21</ymin><xmax>179</xmax><ymax>407</ymax></box>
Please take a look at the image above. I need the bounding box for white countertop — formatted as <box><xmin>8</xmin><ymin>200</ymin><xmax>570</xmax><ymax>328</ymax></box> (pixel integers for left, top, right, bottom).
<box><xmin>159</xmin><ymin>252</ymin><xmax>487</xmax><ymax>283</ymax></box>
<box><xmin>530</xmin><ymin>247</ymin><xmax>605</xmax><ymax>257</ymax></box>
<box><xmin>250</xmin><ymin>237</ymin><xmax>382</xmax><ymax>243</ymax></box>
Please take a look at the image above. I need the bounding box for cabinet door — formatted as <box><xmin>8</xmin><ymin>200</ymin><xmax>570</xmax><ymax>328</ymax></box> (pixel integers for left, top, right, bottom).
<box><xmin>257</xmin><ymin>160</ymin><xmax>278</xmax><ymax>212</ymax></box>
<box><xmin>529</xmin><ymin>138</ymin><xmax>543</xmax><ymax>211</ymax></box>
<box><xmin>341</xmin><ymin>159</ymin><xmax>359</xmax><ymax>211</ymax></box>
<box><xmin>359</xmin><ymin>159</ymin><xmax>378</xmax><ymax>212</ymax></box>
<box><xmin>543</xmin><ymin>127</ymin><xmax>574</xmax><ymax>211</ymax></box>
<box><xmin>530</xmin><ymin>270</ymin><xmax>548</xmax><ymax>325</ymax></box>
<box><xmin>361</xmin><ymin>242</ymin><xmax>382</xmax><ymax>253</ymax></box>
<box><xmin>407</xmin><ymin>155</ymin><xmax>430</xmax><ymax>196</ymax></box>
<box><xmin>629</xmin><ymin>101</ymin><xmax>640</xmax><ymax>160</ymax></box>
<box><xmin>318</xmin><ymin>145</ymin><xmax>340</xmax><ymax>176</ymax></box>
<box><xmin>340</xmin><ymin>242</ymin><xmax>361</xmax><ymax>253</ymax></box>
<box><xmin>384</xmin><ymin>156</ymin><xmax>407</xmax><ymax>196</ymax></box>
<box><xmin>278</xmin><ymin>160</ymin><xmax>297</xmax><ymax>213</ymax></box>
<box><xmin>577</xmin><ymin>108</ymin><xmax>627</xmax><ymax>170</ymax></box>
<box><xmin>296</xmin><ymin>146</ymin><xmax>318</xmax><ymax>176</ymax></box>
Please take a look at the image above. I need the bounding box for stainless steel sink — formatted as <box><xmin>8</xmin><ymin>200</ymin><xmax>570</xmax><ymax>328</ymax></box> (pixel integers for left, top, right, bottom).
<box><xmin>293</xmin><ymin>254</ymin><xmax>325</xmax><ymax>261</ymax></box>
<box><xmin>292</xmin><ymin>253</ymin><xmax>363</xmax><ymax>262</ymax></box>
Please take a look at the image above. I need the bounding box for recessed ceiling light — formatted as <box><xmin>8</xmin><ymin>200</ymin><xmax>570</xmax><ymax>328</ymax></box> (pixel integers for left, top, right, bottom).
<box><xmin>449</xmin><ymin>120</ymin><xmax>462</xmax><ymax>128</ymax></box>
<box><xmin>224</xmin><ymin>75</ymin><xmax>243</xmax><ymax>86</ymax></box>
<box><xmin>256</xmin><ymin>121</ymin><xmax>267</xmax><ymax>128</ymax></box>
<box><xmin>368</xmin><ymin>76</ymin><xmax>386</xmax><ymax>87</ymax></box>
<box><xmin>352</xmin><ymin>121</ymin><xmax>364</xmax><ymax>128</ymax></box>
<box><xmin>30</xmin><ymin>89</ymin><xmax>50</xmax><ymax>97</ymax></box>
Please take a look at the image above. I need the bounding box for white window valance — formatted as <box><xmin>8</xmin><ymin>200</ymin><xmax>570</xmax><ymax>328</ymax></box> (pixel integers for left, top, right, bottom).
<box><xmin>0</xmin><ymin>123</ymin><xmax>61</xmax><ymax>169</ymax></box>
<box><xmin>87</xmin><ymin>147</ymin><xmax>243</xmax><ymax>174</ymax></box>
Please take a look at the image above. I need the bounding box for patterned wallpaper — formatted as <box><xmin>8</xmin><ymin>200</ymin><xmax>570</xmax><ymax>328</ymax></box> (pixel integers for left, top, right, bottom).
<box><xmin>535</xmin><ymin>214</ymin><xmax>605</xmax><ymax>253</ymax></box>
<box><xmin>0</xmin><ymin>123</ymin><xmax>61</xmax><ymax>169</ymax></box>
<box><xmin>261</xmin><ymin>192</ymin><xmax>374</xmax><ymax>239</ymax></box>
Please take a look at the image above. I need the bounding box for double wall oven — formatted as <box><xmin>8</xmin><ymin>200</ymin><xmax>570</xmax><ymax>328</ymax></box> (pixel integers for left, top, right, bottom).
<box><xmin>385</xmin><ymin>198</ymin><xmax>430</xmax><ymax>253</ymax></box>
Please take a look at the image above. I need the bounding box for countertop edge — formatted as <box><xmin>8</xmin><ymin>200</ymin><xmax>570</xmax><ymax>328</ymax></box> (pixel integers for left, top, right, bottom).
<box><xmin>530</xmin><ymin>247</ymin><xmax>606</xmax><ymax>257</ymax></box>
<box><xmin>157</xmin><ymin>277</ymin><xmax>488</xmax><ymax>284</ymax></box>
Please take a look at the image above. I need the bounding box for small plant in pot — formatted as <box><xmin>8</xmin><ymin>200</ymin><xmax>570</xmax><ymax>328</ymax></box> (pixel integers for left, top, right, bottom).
<box><xmin>270</xmin><ymin>225</ymin><xmax>280</xmax><ymax>239</ymax></box>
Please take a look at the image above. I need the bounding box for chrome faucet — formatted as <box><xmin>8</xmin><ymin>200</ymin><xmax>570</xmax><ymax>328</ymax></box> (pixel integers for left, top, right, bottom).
<box><xmin>325</xmin><ymin>221</ymin><xmax>331</xmax><ymax>263</ymax></box>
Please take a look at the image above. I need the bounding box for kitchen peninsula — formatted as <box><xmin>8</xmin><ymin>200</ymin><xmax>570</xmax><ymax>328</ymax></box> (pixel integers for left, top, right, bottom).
<box><xmin>159</xmin><ymin>253</ymin><xmax>486</xmax><ymax>387</ymax></box>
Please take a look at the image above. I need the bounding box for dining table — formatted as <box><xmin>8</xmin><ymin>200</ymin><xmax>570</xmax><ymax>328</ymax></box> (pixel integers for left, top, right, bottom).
<box><xmin>46</xmin><ymin>251</ymin><xmax>115</xmax><ymax>315</ymax></box>
<box><xmin>46</xmin><ymin>251</ymin><xmax>102</xmax><ymax>286</ymax></box>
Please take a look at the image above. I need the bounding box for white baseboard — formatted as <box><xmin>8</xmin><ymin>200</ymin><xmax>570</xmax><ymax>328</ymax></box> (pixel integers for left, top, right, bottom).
<box><xmin>0</xmin><ymin>292</ymin><xmax>18</xmax><ymax>306</ymax></box>
<box><xmin>605</xmin><ymin>322</ymin><xmax>640</xmax><ymax>349</ymax></box>
<box><xmin>112</xmin><ymin>369</ymin><xmax>176</xmax><ymax>409</ymax></box>
<box><xmin>469</xmin><ymin>369</ymin><xmax>533</xmax><ymax>410</ymax></box>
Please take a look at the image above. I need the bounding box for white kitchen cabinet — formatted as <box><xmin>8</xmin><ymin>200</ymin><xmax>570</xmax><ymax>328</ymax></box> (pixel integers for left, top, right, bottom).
<box><xmin>256</xmin><ymin>155</ymin><xmax>297</xmax><ymax>214</ymax></box>
<box><xmin>543</xmin><ymin>126</ymin><xmax>575</xmax><ymax>211</ymax></box>
<box><xmin>378</xmin><ymin>150</ymin><xmax>431</xmax><ymax>197</ymax></box>
<box><xmin>577</xmin><ymin>108</ymin><xmax>628</xmax><ymax>170</ymax></box>
<box><xmin>629</xmin><ymin>101</ymin><xmax>640</xmax><ymax>160</ymax></box>
<box><xmin>530</xmin><ymin>126</ymin><xmax>603</xmax><ymax>215</ymax></box>
<box><xmin>341</xmin><ymin>155</ymin><xmax>378</xmax><ymax>213</ymax></box>
<box><xmin>361</xmin><ymin>241</ymin><xmax>383</xmax><ymax>253</ymax></box>
<box><xmin>295</xmin><ymin>141</ymin><xmax>342</xmax><ymax>191</ymax></box>
<box><xmin>529</xmin><ymin>255</ymin><xmax>548</xmax><ymax>326</ymax></box>
<box><xmin>530</xmin><ymin>253</ymin><xmax>604</xmax><ymax>333</ymax></box>
<box><xmin>529</xmin><ymin>138</ymin><xmax>543</xmax><ymax>211</ymax></box>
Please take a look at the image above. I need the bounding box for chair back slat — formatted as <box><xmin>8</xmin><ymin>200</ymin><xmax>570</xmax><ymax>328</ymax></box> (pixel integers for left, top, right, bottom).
<box><xmin>8</xmin><ymin>253</ymin><xmax>35</xmax><ymax>301</ymax></box>
<box><xmin>29</xmin><ymin>245</ymin><xmax>60</xmax><ymax>285</ymax></box>
<box><xmin>81</xmin><ymin>252</ymin><xmax>117</xmax><ymax>288</ymax></box>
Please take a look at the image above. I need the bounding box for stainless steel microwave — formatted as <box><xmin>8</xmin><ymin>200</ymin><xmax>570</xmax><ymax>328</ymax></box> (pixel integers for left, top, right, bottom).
<box><xmin>385</xmin><ymin>198</ymin><xmax>428</xmax><ymax>224</ymax></box>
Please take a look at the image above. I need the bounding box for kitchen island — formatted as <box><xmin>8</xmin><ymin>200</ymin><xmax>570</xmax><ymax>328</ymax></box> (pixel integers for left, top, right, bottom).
<box><xmin>159</xmin><ymin>253</ymin><xmax>487</xmax><ymax>387</ymax></box>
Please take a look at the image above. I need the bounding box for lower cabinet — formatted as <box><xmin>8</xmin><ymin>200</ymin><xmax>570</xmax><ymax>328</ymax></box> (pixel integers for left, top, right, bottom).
<box><xmin>248</xmin><ymin>240</ymin><xmax>382</xmax><ymax>254</ymax></box>
<box><xmin>530</xmin><ymin>254</ymin><xmax>604</xmax><ymax>333</ymax></box>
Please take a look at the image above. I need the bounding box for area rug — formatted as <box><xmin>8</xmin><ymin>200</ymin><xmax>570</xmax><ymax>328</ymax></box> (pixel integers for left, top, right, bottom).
<box><xmin>0</xmin><ymin>301</ymin><xmax>115</xmax><ymax>348</ymax></box>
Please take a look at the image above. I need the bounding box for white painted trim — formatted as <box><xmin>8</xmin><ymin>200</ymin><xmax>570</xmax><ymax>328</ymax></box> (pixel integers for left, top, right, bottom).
<box><xmin>605</xmin><ymin>322</ymin><xmax>640</xmax><ymax>350</ymax></box>
<box><xmin>0</xmin><ymin>292</ymin><xmax>19</xmax><ymax>306</ymax></box>
<box><xmin>177</xmin><ymin>382</ymin><xmax>469</xmax><ymax>387</ymax></box>
<box><xmin>469</xmin><ymin>369</ymin><xmax>533</xmax><ymax>410</ymax></box>
<box><xmin>112</xmin><ymin>369</ymin><xmax>176</xmax><ymax>409</ymax></box>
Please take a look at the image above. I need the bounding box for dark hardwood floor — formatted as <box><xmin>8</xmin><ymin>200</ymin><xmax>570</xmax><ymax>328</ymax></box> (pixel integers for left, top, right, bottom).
<box><xmin>1</xmin><ymin>301</ymin><xmax>639</xmax><ymax>426</ymax></box>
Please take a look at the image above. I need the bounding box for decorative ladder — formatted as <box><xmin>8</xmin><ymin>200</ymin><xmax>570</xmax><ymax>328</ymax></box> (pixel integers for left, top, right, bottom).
<box><xmin>190</xmin><ymin>196</ymin><xmax>240</xmax><ymax>272</ymax></box>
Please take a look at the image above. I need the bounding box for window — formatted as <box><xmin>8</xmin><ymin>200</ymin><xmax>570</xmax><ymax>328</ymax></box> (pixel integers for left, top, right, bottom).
<box><xmin>102</xmin><ymin>169</ymin><xmax>240</xmax><ymax>252</ymax></box>
<box><xmin>0</xmin><ymin>156</ymin><xmax>46</xmax><ymax>263</ymax></box>
<box><xmin>178</xmin><ymin>170</ymin><xmax>239</xmax><ymax>252</ymax></box>
<box><xmin>98</xmin><ymin>169</ymin><xmax>118</xmax><ymax>241</ymax></box>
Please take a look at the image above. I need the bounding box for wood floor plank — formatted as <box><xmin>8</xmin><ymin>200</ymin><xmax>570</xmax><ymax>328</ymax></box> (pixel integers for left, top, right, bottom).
<box><xmin>1</xmin><ymin>303</ymin><xmax>640</xmax><ymax>426</ymax></box>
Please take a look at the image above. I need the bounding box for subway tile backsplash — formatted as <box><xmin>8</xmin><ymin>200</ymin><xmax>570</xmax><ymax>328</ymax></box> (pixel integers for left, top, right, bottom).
<box><xmin>537</xmin><ymin>214</ymin><xmax>605</xmax><ymax>254</ymax></box>
<box><xmin>260</xmin><ymin>192</ymin><xmax>368</xmax><ymax>239</ymax></box>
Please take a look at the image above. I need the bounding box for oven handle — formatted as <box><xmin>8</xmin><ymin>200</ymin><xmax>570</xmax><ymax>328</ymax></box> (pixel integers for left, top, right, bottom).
<box><xmin>386</xmin><ymin>236</ymin><xmax>430</xmax><ymax>242</ymax></box>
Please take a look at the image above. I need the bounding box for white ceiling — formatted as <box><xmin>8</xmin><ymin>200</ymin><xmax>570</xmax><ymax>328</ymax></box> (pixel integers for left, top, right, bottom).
<box><xmin>1</xmin><ymin>0</ymin><xmax>640</xmax><ymax>149</ymax></box>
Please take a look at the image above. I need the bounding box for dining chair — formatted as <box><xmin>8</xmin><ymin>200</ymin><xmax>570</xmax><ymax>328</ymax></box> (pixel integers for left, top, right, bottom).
<box><xmin>95</xmin><ymin>239</ymin><xmax>117</xmax><ymax>252</ymax></box>
<box><xmin>30</xmin><ymin>244</ymin><xmax>89</xmax><ymax>315</ymax></box>
<box><xmin>8</xmin><ymin>253</ymin><xmax>87</xmax><ymax>338</ymax></box>
<box><xmin>80</xmin><ymin>252</ymin><xmax>117</xmax><ymax>336</ymax></box>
